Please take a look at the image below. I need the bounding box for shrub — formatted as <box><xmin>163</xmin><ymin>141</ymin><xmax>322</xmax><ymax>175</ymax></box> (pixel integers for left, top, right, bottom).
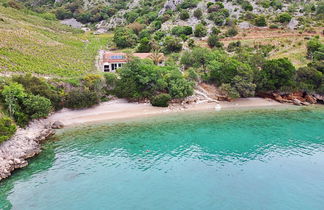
<box><xmin>12</xmin><ymin>74</ymin><xmax>62</xmax><ymax>110</ymax></box>
<box><xmin>171</xmin><ymin>26</ymin><xmax>193</xmax><ymax>36</ymax></box>
<box><xmin>179</xmin><ymin>10</ymin><xmax>190</xmax><ymax>20</ymax></box>
<box><xmin>113</xmin><ymin>27</ymin><xmax>138</xmax><ymax>48</ymax></box>
<box><xmin>164</xmin><ymin>36</ymin><xmax>183</xmax><ymax>53</ymax></box>
<box><xmin>194</xmin><ymin>8</ymin><xmax>203</xmax><ymax>19</ymax></box>
<box><xmin>255</xmin><ymin>15</ymin><xmax>267</xmax><ymax>26</ymax></box>
<box><xmin>207</xmin><ymin>35</ymin><xmax>223</xmax><ymax>48</ymax></box>
<box><xmin>55</xmin><ymin>8</ymin><xmax>73</xmax><ymax>20</ymax></box>
<box><xmin>225</xmin><ymin>27</ymin><xmax>238</xmax><ymax>37</ymax></box>
<box><xmin>137</xmin><ymin>37</ymin><xmax>152</xmax><ymax>52</ymax></box>
<box><xmin>257</xmin><ymin>58</ymin><xmax>296</xmax><ymax>91</ymax></box>
<box><xmin>0</xmin><ymin>117</ymin><xmax>16</xmax><ymax>143</ymax></box>
<box><xmin>277</xmin><ymin>13</ymin><xmax>292</xmax><ymax>23</ymax></box>
<box><xmin>23</xmin><ymin>95</ymin><xmax>52</xmax><ymax>119</ymax></box>
<box><xmin>65</xmin><ymin>89</ymin><xmax>100</xmax><ymax>109</ymax></box>
<box><xmin>296</xmin><ymin>67</ymin><xmax>323</xmax><ymax>92</ymax></box>
<box><xmin>194</xmin><ymin>23</ymin><xmax>207</xmax><ymax>37</ymax></box>
<box><xmin>150</xmin><ymin>94</ymin><xmax>171</xmax><ymax>107</ymax></box>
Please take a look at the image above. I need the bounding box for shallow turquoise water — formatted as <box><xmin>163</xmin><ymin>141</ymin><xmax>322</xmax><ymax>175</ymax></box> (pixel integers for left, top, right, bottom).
<box><xmin>1</xmin><ymin>108</ymin><xmax>324</xmax><ymax>210</ymax></box>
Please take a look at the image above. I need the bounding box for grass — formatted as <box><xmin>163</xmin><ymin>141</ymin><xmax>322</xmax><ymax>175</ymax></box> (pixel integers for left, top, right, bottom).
<box><xmin>0</xmin><ymin>6</ymin><xmax>113</xmax><ymax>77</ymax></box>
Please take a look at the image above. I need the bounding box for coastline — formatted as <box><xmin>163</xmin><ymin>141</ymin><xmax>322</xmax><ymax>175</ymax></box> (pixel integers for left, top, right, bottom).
<box><xmin>48</xmin><ymin>97</ymin><xmax>291</xmax><ymax>127</ymax></box>
<box><xmin>0</xmin><ymin>97</ymin><xmax>303</xmax><ymax>181</ymax></box>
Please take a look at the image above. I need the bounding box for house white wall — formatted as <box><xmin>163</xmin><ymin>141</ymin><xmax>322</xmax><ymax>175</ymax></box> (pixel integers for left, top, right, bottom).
<box><xmin>103</xmin><ymin>61</ymin><xmax>126</xmax><ymax>72</ymax></box>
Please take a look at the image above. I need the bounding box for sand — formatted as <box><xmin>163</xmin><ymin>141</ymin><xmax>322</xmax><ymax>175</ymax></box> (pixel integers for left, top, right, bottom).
<box><xmin>48</xmin><ymin>97</ymin><xmax>291</xmax><ymax>127</ymax></box>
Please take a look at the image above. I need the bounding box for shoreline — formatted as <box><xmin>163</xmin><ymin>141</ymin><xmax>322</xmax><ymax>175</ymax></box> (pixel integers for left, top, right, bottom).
<box><xmin>0</xmin><ymin>97</ymin><xmax>312</xmax><ymax>181</ymax></box>
<box><xmin>48</xmin><ymin>97</ymin><xmax>292</xmax><ymax>127</ymax></box>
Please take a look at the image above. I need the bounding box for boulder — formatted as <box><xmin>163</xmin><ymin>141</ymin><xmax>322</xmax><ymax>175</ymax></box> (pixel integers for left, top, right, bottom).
<box><xmin>305</xmin><ymin>95</ymin><xmax>317</xmax><ymax>104</ymax></box>
<box><xmin>52</xmin><ymin>121</ymin><xmax>64</xmax><ymax>129</ymax></box>
<box><xmin>292</xmin><ymin>99</ymin><xmax>302</xmax><ymax>106</ymax></box>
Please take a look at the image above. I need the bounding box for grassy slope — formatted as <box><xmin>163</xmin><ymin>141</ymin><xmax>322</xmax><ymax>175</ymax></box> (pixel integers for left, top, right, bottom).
<box><xmin>0</xmin><ymin>6</ymin><xmax>112</xmax><ymax>77</ymax></box>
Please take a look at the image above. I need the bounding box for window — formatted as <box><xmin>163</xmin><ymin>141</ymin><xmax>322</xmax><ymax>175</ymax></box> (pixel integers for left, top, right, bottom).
<box><xmin>104</xmin><ymin>65</ymin><xmax>110</xmax><ymax>72</ymax></box>
<box><xmin>118</xmin><ymin>63</ymin><xmax>122</xmax><ymax>67</ymax></box>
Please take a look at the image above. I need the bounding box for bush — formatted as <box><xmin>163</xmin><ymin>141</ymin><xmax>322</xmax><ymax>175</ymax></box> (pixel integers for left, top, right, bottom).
<box><xmin>23</xmin><ymin>95</ymin><xmax>52</xmax><ymax>119</ymax></box>
<box><xmin>207</xmin><ymin>35</ymin><xmax>223</xmax><ymax>48</ymax></box>
<box><xmin>171</xmin><ymin>26</ymin><xmax>193</xmax><ymax>36</ymax></box>
<box><xmin>12</xmin><ymin>74</ymin><xmax>62</xmax><ymax>110</ymax></box>
<box><xmin>65</xmin><ymin>89</ymin><xmax>100</xmax><ymax>109</ymax></box>
<box><xmin>55</xmin><ymin>8</ymin><xmax>73</xmax><ymax>20</ymax></box>
<box><xmin>255</xmin><ymin>15</ymin><xmax>267</xmax><ymax>26</ymax></box>
<box><xmin>0</xmin><ymin>117</ymin><xmax>16</xmax><ymax>143</ymax></box>
<box><xmin>277</xmin><ymin>13</ymin><xmax>292</xmax><ymax>23</ymax></box>
<box><xmin>225</xmin><ymin>27</ymin><xmax>238</xmax><ymax>37</ymax></box>
<box><xmin>257</xmin><ymin>58</ymin><xmax>296</xmax><ymax>91</ymax></box>
<box><xmin>164</xmin><ymin>36</ymin><xmax>183</xmax><ymax>53</ymax></box>
<box><xmin>113</xmin><ymin>27</ymin><xmax>138</xmax><ymax>48</ymax></box>
<box><xmin>194</xmin><ymin>9</ymin><xmax>203</xmax><ymax>19</ymax></box>
<box><xmin>150</xmin><ymin>94</ymin><xmax>171</xmax><ymax>107</ymax></box>
<box><xmin>194</xmin><ymin>23</ymin><xmax>207</xmax><ymax>37</ymax></box>
<box><xmin>180</xmin><ymin>10</ymin><xmax>190</xmax><ymax>20</ymax></box>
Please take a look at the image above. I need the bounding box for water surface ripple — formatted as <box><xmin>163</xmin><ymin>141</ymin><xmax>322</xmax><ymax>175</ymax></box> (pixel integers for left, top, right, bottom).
<box><xmin>1</xmin><ymin>108</ymin><xmax>324</xmax><ymax>210</ymax></box>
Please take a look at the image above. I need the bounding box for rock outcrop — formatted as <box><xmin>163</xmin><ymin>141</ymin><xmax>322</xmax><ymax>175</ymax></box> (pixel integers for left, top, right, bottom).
<box><xmin>260</xmin><ymin>92</ymin><xmax>320</xmax><ymax>106</ymax></box>
<box><xmin>0</xmin><ymin>119</ymin><xmax>55</xmax><ymax>180</ymax></box>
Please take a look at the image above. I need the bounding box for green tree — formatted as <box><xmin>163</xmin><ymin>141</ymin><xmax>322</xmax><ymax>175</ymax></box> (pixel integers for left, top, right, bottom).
<box><xmin>113</xmin><ymin>27</ymin><xmax>138</xmax><ymax>48</ymax></box>
<box><xmin>296</xmin><ymin>67</ymin><xmax>323</xmax><ymax>92</ymax></box>
<box><xmin>257</xmin><ymin>58</ymin><xmax>296</xmax><ymax>91</ymax></box>
<box><xmin>163</xmin><ymin>36</ymin><xmax>183</xmax><ymax>53</ymax></box>
<box><xmin>1</xmin><ymin>82</ymin><xmax>26</xmax><ymax>118</ymax></box>
<box><xmin>0</xmin><ymin>117</ymin><xmax>16</xmax><ymax>143</ymax></box>
<box><xmin>137</xmin><ymin>37</ymin><xmax>152</xmax><ymax>52</ymax></box>
<box><xmin>23</xmin><ymin>95</ymin><xmax>52</xmax><ymax>119</ymax></box>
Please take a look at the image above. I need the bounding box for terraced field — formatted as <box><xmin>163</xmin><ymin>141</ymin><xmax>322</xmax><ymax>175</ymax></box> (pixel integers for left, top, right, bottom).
<box><xmin>0</xmin><ymin>6</ymin><xmax>112</xmax><ymax>77</ymax></box>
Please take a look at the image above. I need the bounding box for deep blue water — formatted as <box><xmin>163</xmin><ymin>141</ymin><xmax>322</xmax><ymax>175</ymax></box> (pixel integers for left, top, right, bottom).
<box><xmin>1</xmin><ymin>107</ymin><xmax>324</xmax><ymax>210</ymax></box>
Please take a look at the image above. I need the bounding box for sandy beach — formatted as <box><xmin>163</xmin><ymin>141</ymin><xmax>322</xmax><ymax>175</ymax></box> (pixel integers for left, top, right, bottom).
<box><xmin>49</xmin><ymin>97</ymin><xmax>292</xmax><ymax>127</ymax></box>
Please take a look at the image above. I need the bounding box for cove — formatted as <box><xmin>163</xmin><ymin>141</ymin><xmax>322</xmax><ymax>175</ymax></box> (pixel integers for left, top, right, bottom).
<box><xmin>1</xmin><ymin>107</ymin><xmax>324</xmax><ymax>210</ymax></box>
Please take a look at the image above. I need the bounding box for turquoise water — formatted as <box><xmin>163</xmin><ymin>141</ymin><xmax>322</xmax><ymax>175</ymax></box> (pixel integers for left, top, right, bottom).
<box><xmin>1</xmin><ymin>108</ymin><xmax>324</xmax><ymax>210</ymax></box>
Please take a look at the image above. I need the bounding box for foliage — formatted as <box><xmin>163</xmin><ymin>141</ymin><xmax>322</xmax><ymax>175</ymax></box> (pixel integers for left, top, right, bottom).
<box><xmin>22</xmin><ymin>95</ymin><xmax>52</xmax><ymax>119</ymax></box>
<box><xmin>1</xmin><ymin>82</ymin><xmax>53</xmax><ymax>126</ymax></box>
<box><xmin>257</xmin><ymin>58</ymin><xmax>296</xmax><ymax>91</ymax></box>
<box><xmin>296</xmin><ymin>66</ymin><xmax>323</xmax><ymax>92</ymax></box>
<box><xmin>163</xmin><ymin>36</ymin><xmax>183</xmax><ymax>53</ymax></box>
<box><xmin>137</xmin><ymin>37</ymin><xmax>152</xmax><ymax>53</ymax></box>
<box><xmin>194</xmin><ymin>24</ymin><xmax>207</xmax><ymax>37</ymax></box>
<box><xmin>150</xmin><ymin>94</ymin><xmax>171</xmax><ymax>107</ymax></box>
<box><xmin>255</xmin><ymin>15</ymin><xmax>267</xmax><ymax>26</ymax></box>
<box><xmin>114</xmin><ymin>59</ymin><xmax>193</xmax><ymax>100</ymax></box>
<box><xmin>171</xmin><ymin>26</ymin><xmax>193</xmax><ymax>36</ymax></box>
<box><xmin>277</xmin><ymin>13</ymin><xmax>292</xmax><ymax>23</ymax></box>
<box><xmin>113</xmin><ymin>27</ymin><xmax>138</xmax><ymax>48</ymax></box>
<box><xmin>179</xmin><ymin>10</ymin><xmax>190</xmax><ymax>20</ymax></box>
<box><xmin>207</xmin><ymin>35</ymin><xmax>223</xmax><ymax>48</ymax></box>
<box><xmin>65</xmin><ymin>89</ymin><xmax>100</xmax><ymax>109</ymax></box>
<box><xmin>194</xmin><ymin>8</ymin><xmax>203</xmax><ymax>19</ymax></box>
<box><xmin>0</xmin><ymin>116</ymin><xmax>16</xmax><ymax>143</ymax></box>
<box><xmin>225</xmin><ymin>27</ymin><xmax>238</xmax><ymax>37</ymax></box>
<box><xmin>307</xmin><ymin>37</ymin><xmax>324</xmax><ymax>60</ymax></box>
<box><xmin>12</xmin><ymin>74</ymin><xmax>62</xmax><ymax>110</ymax></box>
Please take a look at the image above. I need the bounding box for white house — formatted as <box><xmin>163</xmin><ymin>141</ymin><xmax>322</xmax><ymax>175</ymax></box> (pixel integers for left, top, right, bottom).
<box><xmin>101</xmin><ymin>51</ymin><xmax>165</xmax><ymax>72</ymax></box>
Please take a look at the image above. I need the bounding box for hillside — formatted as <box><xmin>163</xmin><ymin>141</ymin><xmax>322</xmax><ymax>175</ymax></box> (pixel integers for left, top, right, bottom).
<box><xmin>0</xmin><ymin>5</ymin><xmax>111</xmax><ymax>77</ymax></box>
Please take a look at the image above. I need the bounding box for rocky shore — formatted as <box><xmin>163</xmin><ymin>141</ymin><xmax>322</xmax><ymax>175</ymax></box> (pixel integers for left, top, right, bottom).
<box><xmin>0</xmin><ymin>119</ymin><xmax>56</xmax><ymax>181</ymax></box>
<box><xmin>259</xmin><ymin>92</ymin><xmax>324</xmax><ymax>106</ymax></box>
